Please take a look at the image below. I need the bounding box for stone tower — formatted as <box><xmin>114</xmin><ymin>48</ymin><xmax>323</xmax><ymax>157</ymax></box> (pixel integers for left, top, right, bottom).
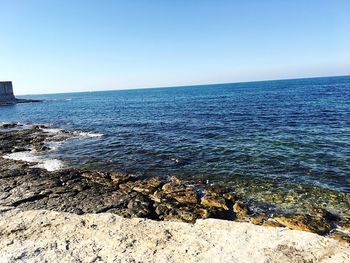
<box><xmin>0</xmin><ymin>82</ymin><xmax>16</xmax><ymax>104</ymax></box>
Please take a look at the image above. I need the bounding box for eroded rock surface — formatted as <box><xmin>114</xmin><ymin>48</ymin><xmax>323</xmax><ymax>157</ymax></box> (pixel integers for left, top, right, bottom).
<box><xmin>1</xmin><ymin>209</ymin><xmax>349</xmax><ymax>263</ymax></box>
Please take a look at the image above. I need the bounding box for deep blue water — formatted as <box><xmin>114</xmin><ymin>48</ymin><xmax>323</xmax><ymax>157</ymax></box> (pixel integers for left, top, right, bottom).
<box><xmin>1</xmin><ymin>76</ymin><xmax>350</xmax><ymax>213</ymax></box>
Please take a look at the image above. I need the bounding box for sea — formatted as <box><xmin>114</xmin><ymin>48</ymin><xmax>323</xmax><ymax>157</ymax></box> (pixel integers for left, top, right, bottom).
<box><xmin>1</xmin><ymin>76</ymin><xmax>350</xmax><ymax>216</ymax></box>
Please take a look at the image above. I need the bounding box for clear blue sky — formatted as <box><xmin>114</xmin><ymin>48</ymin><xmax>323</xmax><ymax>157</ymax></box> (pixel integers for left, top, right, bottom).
<box><xmin>0</xmin><ymin>0</ymin><xmax>349</xmax><ymax>95</ymax></box>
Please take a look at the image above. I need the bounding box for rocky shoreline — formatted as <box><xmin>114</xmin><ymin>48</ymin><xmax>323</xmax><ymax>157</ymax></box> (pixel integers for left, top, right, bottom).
<box><xmin>0</xmin><ymin>123</ymin><xmax>349</xmax><ymax>243</ymax></box>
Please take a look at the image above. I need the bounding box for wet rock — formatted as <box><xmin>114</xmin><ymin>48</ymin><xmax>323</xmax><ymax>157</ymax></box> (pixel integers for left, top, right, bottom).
<box><xmin>338</xmin><ymin>218</ymin><xmax>350</xmax><ymax>231</ymax></box>
<box><xmin>170</xmin><ymin>176</ymin><xmax>183</xmax><ymax>184</ymax></box>
<box><xmin>201</xmin><ymin>194</ymin><xmax>228</xmax><ymax>210</ymax></box>
<box><xmin>206</xmin><ymin>207</ymin><xmax>233</xmax><ymax>220</ymax></box>
<box><xmin>274</xmin><ymin>215</ymin><xmax>333</xmax><ymax>234</ymax></box>
<box><xmin>11</xmin><ymin>147</ymin><xmax>27</xmax><ymax>153</ymax></box>
<box><xmin>308</xmin><ymin>206</ymin><xmax>341</xmax><ymax>222</ymax></box>
<box><xmin>31</xmin><ymin>125</ymin><xmax>42</xmax><ymax>131</ymax></box>
<box><xmin>233</xmin><ymin>201</ymin><xmax>250</xmax><ymax>218</ymax></box>
<box><xmin>249</xmin><ymin>214</ymin><xmax>268</xmax><ymax>225</ymax></box>
<box><xmin>119</xmin><ymin>177</ymin><xmax>163</xmax><ymax>195</ymax></box>
<box><xmin>263</xmin><ymin>219</ymin><xmax>285</xmax><ymax>228</ymax></box>
<box><xmin>154</xmin><ymin>202</ymin><xmax>178</xmax><ymax>219</ymax></box>
<box><xmin>160</xmin><ymin>183</ymin><xmax>198</xmax><ymax>204</ymax></box>
<box><xmin>154</xmin><ymin>202</ymin><xmax>201</xmax><ymax>223</ymax></box>
<box><xmin>176</xmin><ymin>207</ymin><xmax>199</xmax><ymax>223</ymax></box>
<box><xmin>205</xmin><ymin>185</ymin><xmax>230</xmax><ymax>196</ymax></box>
<box><xmin>110</xmin><ymin>172</ymin><xmax>130</xmax><ymax>185</ymax></box>
<box><xmin>80</xmin><ymin>171</ymin><xmax>113</xmax><ymax>186</ymax></box>
<box><xmin>126</xmin><ymin>192</ymin><xmax>154</xmax><ymax>218</ymax></box>
<box><xmin>11</xmin><ymin>192</ymin><xmax>51</xmax><ymax>207</ymax></box>
<box><xmin>197</xmin><ymin>207</ymin><xmax>210</xmax><ymax>219</ymax></box>
<box><xmin>223</xmin><ymin>192</ymin><xmax>237</xmax><ymax>203</ymax></box>
<box><xmin>1</xmin><ymin>123</ymin><xmax>18</xmax><ymax>129</ymax></box>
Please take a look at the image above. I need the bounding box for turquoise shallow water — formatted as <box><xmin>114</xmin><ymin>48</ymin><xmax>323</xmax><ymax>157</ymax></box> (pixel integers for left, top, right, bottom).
<box><xmin>1</xmin><ymin>76</ymin><xmax>350</xmax><ymax>215</ymax></box>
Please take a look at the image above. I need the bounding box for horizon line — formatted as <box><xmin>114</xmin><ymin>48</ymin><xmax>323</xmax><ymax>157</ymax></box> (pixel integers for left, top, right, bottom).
<box><xmin>16</xmin><ymin>73</ymin><xmax>350</xmax><ymax>96</ymax></box>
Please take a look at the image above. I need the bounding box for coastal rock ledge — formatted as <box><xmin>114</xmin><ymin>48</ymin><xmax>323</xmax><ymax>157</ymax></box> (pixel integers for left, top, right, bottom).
<box><xmin>0</xmin><ymin>209</ymin><xmax>349</xmax><ymax>263</ymax></box>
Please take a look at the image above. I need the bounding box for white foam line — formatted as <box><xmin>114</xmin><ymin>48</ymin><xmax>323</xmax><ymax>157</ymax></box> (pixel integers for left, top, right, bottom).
<box><xmin>42</xmin><ymin>128</ymin><xmax>64</xmax><ymax>134</ymax></box>
<box><xmin>72</xmin><ymin>131</ymin><xmax>104</xmax><ymax>138</ymax></box>
<box><xmin>42</xmin><ymin>127</ymin><xmax>103</xmax><ymax>138</ymax></box>
<box><xmin>3</xmin><ymin>151</ymin><xmax>64</xmax><ymax>172</ymax></box>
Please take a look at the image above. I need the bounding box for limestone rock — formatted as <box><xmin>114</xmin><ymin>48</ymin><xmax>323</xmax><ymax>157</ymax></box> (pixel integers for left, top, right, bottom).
<box><xmin>154</xmin><ymin>202</ymin><xmax>203</xmax><ymax>223</ymax></box>
<box><xmin>233</xmin><ymin>201</ymin><xmax>250</xmax><ymax>218</ymax></box>
<box><xmin>201</xmin><ymin>194</ymin><xmax>228</xmax><ymax>210</ymax></box>
<box><xmin>157</xmin><ymin>183</ymin><xmax>198</xmax><ymax>204</ymax></box>
<box><xmin>110</xmin><ymin>172</ymin><xmax>130</xmax><ymax>185</ymax></box>
<box><xmin>119</xmin><ymin>177</ymin><xmax>163</xmax><ymax>194</ymax></box>
<box><xmin>1</xmin><ymin>209</ymin><xmax>349</xmax><ymax>263</ymax></box>
<box><xmin>274</xmin><ymin>215</ymin><xmax>333</xmax><ymax>234</ymax></box>
<box><xmin>249</xmin><ymin>214</ymin><xmax>267</xmax><ymax>225</ymax></box>
<box><xmin>80</xmin><ymin>171</ymin><xmax>113</xmax><ymax>186</ymax></box>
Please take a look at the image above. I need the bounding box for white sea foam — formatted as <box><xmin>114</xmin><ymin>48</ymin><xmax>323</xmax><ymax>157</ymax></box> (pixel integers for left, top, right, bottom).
<box><xmin>3</xmin><ymin>151</ymin><xmax>64</xmax><ymax>172</ymax></box>
<box><xmin>35</xmin><ymin>159</ymin><xmax>64</xmax><ymax>171</ymax></box>
<box><xmin>73</xmin><ymin>131</ymin><xmax>104</xmax><ymax>138</ymax></box>
<box><xmin>2</xmin><ymin>124</ymin><xmax>102</xmax><ymax>171</ymax></box>
<box><xmin>3</xmin><ymin>151</ymin><xmax>38</xmax><ymax>163</ymax></box>
<box><xmin>42</xmin><ymin>127</ymin><xmax>103</xmax><ymax>138</ymax></box>
<box><xmin>42</xmin><ymin>128</ymin><xmax>64</xmax><ymax>134</ymax></box>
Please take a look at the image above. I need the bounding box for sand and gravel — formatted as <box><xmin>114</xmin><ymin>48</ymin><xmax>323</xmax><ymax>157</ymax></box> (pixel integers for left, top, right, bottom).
<box><xmin>0</xmin><ymin>209</ymin><xmax>349</xmax><ymax>263</ymax></box>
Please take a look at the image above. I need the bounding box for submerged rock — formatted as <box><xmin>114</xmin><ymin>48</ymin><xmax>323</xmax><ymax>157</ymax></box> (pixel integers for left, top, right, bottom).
<box><xmin>308</xmin><ymin>206</ymin><xmax>341</xmax><ymax>222</ymax></box>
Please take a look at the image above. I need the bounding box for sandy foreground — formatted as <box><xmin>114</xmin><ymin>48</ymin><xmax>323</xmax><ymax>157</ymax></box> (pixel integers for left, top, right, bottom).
<box><xmin>0</xmin><ymin>209</ymin><xmax>349</xmax><ymax>263</ymax></box>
